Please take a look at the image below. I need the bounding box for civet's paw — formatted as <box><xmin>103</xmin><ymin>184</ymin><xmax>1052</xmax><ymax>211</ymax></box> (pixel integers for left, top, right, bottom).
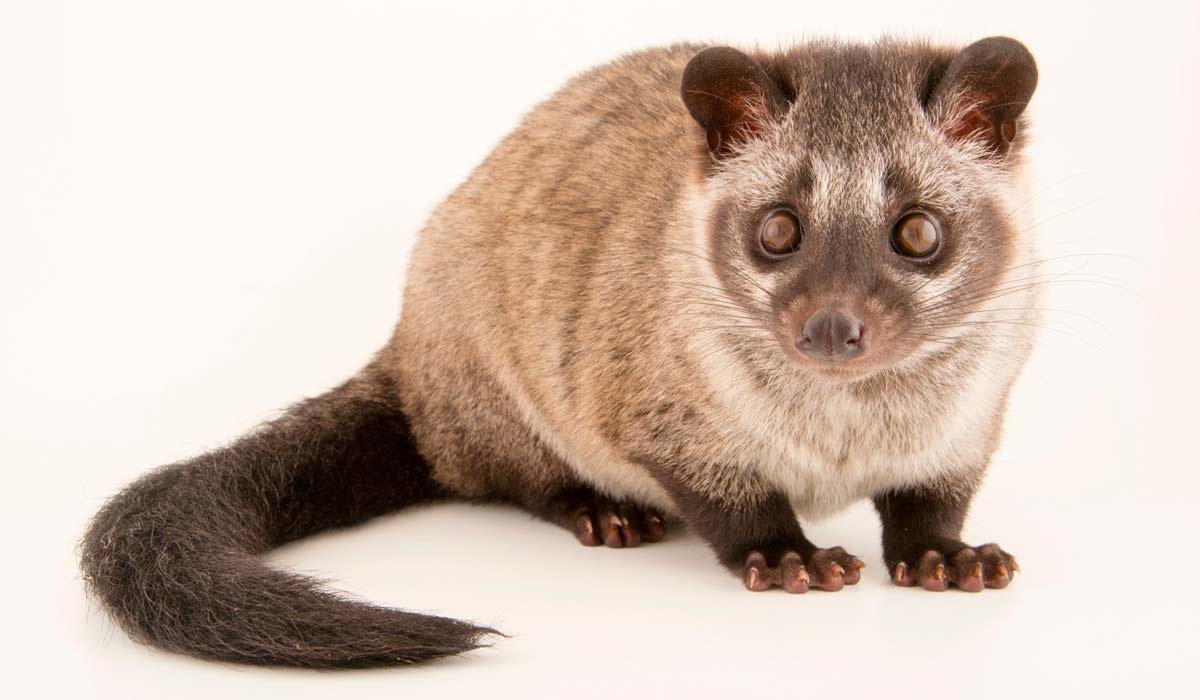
<box><xmin>890</xmin><ymin>543</ymin><xmax>1018</xmax><ymax>592</ymax></box>
<box><xmin>569</xmin><ymin>498</ymin><xmax>666</xmax><ymax>548</ymax></box>
<box><xmin>742</xmin><ymin>547</ymin><xmax>864</xmax><ymax>593</ymax></box>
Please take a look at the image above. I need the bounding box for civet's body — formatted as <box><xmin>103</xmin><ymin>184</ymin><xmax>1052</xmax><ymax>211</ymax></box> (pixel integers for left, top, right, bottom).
<box><xmin>82</xmin><ymin>38</ymin><xmax>1039</xmax><ymax>668</ymax></box>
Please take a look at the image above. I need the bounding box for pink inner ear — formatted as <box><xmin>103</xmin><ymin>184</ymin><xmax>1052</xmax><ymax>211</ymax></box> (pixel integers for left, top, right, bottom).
<box><xmin>728</xmin><ymin>100</ymin><xmax>768</xmax><ymax>140</ymax></box>
<box><xmin>704</xmin><ymin>88</ymin><xmax>772</xmax><ymax>157</ymax></box>
<box><xmin>943</xmin><ymin>99</ymin><xmax>994</xmax><ymax>145</ymax></box>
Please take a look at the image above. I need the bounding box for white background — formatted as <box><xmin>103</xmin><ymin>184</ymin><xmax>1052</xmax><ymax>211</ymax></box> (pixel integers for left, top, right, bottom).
<box><xmin>3</xmin><ymin>1</ymin><xmax>1198</xmax><ymax>697</ymax></box>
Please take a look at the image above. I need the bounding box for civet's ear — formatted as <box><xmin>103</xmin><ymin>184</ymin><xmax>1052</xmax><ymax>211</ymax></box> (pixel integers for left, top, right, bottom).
<box><xmin>681</xmin><ymin>47</ymin><xmax>789</xmax><ymax>158</ymax></box>
<box><xmin>927</xmin><ymin>36</ymin><xmax>1038</xmax><ymax>158</ymax></box>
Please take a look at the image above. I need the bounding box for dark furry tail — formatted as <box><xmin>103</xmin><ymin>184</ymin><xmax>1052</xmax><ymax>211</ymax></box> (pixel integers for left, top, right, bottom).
<box><xmin>79</xmin><ymin>365</ymin><xmax>495</xmax><ymax>668</ymax></box>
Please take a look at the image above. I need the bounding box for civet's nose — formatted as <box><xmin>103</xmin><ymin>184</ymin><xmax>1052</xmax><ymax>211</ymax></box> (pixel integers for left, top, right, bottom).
<box><xmin>796</xmin><ymin>309</ymin><xmax>865</xmax><ymax>360</ymax></box>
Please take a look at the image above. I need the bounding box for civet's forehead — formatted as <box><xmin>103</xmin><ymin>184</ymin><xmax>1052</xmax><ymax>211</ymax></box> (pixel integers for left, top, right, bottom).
<box><xmin>758</xmin><ymin>126</ymin><xmax>966</xmax><ymax>228</ymax></box>
<box><xmin>770</xmin><ymin>42</ymin><xmax>941</xmax><ymax>152</ymax></box>
<box><xmin>761</xmin><ymin>44</ymin><xmax>968</xmax><ymax>214</ymax></box>
<box><xmin>707</xmin><ymin>41</ymin><xmax>999</xmax><ymax>228</ymax></box>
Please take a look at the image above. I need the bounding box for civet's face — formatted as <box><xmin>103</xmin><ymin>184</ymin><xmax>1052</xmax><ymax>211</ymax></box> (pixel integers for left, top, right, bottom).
<box><xmin>681</xmin><ymin>39</ymin><xmax>1037</xmax><ymax>380</ymax></box>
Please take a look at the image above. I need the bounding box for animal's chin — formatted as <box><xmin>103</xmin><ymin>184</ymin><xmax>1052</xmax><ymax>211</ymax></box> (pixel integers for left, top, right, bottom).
<box><xmin>795</xmin><ymin>358</ymin><xmax>884</xmax><ymax>382</ymax></box>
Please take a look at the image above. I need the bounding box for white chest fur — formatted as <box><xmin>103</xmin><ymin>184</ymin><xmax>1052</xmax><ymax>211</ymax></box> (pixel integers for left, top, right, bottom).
<box><xmin>695</xmin><ymin>329</ymin><xmax>1026</xmax><ymax>519</ymax></box>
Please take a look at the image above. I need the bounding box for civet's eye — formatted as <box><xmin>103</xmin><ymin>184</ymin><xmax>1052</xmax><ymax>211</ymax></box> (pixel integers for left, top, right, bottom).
<box><xmin>759</xmin><ymin>210</ymin><xmax>802</xmax><ymax>255</ymax></box>
<box><xmin>891</xmin><ymin>211</ymin><xmax>942</xmax><ymax>259</ymax></box>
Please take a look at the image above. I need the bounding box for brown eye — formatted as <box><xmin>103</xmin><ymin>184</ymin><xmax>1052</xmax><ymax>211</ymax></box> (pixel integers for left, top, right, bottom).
<box><xmin>892</xmin><ymin>212</ymin><xmax>942</xmax><ymax>259</ymax></box>
<box><xmin>759</xmin><ymin>210</ymin><xmax>802</xmax><ymax>255</ymax></box>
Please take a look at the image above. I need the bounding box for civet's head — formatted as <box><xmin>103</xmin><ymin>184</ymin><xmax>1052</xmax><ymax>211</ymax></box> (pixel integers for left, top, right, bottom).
<box><xmin>680</xmin><ymin>37</ymin><xmax>1038</xmax><ymax>381</ymax></box>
